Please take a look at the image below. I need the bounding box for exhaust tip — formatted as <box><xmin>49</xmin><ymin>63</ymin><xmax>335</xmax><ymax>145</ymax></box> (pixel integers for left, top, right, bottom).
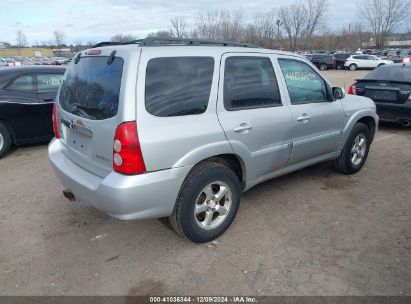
<box><xmin>63</xmin><ymin>190</ymin><xmax>76</xmax><ymax>202</ymax></box>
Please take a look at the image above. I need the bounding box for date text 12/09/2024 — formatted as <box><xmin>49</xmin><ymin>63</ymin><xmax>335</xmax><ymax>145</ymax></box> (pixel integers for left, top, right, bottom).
<box><xmin>149</xmin><ymin>296</ymin><xmax>257</xmax><ymax>303</ymax></box>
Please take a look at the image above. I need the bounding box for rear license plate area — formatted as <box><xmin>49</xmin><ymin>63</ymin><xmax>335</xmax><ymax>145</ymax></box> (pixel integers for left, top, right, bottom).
<box><xmin>366</xmin><ymin>90</ymin><xmax>397</xmax><ymax>101</ymax></box>
<box><xmin>64</xmin><ymin>128</ymin><xmax>92</xmax><ymax>156</ymax></box>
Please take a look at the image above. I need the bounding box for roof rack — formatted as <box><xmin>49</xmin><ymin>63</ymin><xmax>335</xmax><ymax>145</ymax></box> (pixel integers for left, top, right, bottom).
<box><xmin>92</xmin><ymin>37</ymin><xmax>261</xmax><ymax>49</ymax></box>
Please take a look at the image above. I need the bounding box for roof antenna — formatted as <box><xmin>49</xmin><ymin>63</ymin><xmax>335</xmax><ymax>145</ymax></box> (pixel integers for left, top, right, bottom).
<box><xmin>74</xmin><ymin>53</ymin><xmax>81</xmax><ymax>64</ymax></box>
<box><xmin>107</xmin><ymin>50</ymin><xmax>117</xmax><ymax>65</ymax></box>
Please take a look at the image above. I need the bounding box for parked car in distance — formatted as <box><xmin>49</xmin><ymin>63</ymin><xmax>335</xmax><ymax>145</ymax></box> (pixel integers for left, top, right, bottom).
<box><xmin>345</xmin><ymin>55</ymin><xmax>394</xmax><ymax>71</ymax></box>
<box><xmin>305</xmin><ymin>53</ymin><xmax>336</xmax><ymax>70</ymax></box>
<box><xmin>348</xmin><ymin>63</ymin><xmax>411</xmax><ymax>127</ymax></box>
<box><xmin>49</xmin><ymin>37</ymin><xmax>378</xmax><ymax>243</ymax></box>
<box><xmin>334</xmin><ymin>53</ymin><xmax>351</xmax><ymax>69</ymax></box>
<box><xmin>0</xmin><ymin>58</ymin><xmax>8</xmax><ymax>67</ymax></box>
<box><xmin>0</xmin><ymin>66</ymin><xmax>65</xmax><ymax>157</ymax></box>
<box><xmin>0</xmin><ymin>58</ymin><xmax>22</xmax><ymax>67</ymax></box>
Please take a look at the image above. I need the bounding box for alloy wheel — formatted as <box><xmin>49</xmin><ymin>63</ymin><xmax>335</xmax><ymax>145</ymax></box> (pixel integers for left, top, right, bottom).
<box><xmin>194</xmin><ymin>181</ymin><xmax>232</xmax><ymax>230</ymax></box>
<box><xmin>351</xmin><ymin>134</ymin><xmax>367</xmax><ymax>166</ymax></box>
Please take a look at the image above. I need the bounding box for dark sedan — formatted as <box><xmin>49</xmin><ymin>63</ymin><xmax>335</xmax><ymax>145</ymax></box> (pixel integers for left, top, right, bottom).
<box><xmin>348</xmin><ymin>64</ymin><xmax>411</xmax><ymax>127</ymax></box>
<box><xmin>0</xmin><ymin>66</ymin><xmax>65</xmax><ymax>157</ymax></box>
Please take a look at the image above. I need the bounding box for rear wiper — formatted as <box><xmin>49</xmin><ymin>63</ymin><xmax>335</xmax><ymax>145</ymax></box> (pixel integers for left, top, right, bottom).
<box><xmin>71</xmin><ymin>103</ymin><xmax>103</xmax><ymax>119</ymax></box>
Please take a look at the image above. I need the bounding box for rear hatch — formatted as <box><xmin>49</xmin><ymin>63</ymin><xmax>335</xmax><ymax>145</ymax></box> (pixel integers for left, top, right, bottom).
<box><xmin>355</xmin><ymin>65</ymin><xmax>411</xmax><ymax>104</ymax></box>
<box><xmin>56</xmin><ymin>49</ymin><xmax>132</xmax><ymax>177</ymax></box>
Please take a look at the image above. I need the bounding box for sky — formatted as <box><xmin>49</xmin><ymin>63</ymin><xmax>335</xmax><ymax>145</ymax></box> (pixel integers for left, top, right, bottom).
<box><xmin>0</xmin><ymin>0</ymin><xmax>357</xmax><ymax>45</ymax></box>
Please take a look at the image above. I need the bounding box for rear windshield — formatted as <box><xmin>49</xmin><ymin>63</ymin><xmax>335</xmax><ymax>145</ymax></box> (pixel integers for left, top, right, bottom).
<box><xmin>59</xmin><ymin>56</ymin><xmax>123</xmax><ymax>120</ymax></box>
<box><xmin>365</xmin><ymin>65</ymin><xmax>411</xmax><ymax>83</ymax></box>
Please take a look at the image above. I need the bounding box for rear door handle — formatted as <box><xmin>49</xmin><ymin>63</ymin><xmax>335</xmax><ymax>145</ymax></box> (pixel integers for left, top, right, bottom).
<box><xmin>297</xmin><ymin>114</ymin><xmax>311</xmax><ymax>122</ymax></box>
<box><xmin>233</xmin><ymin>123</ymin><xmax>252</xmax><ymax>133</ymax></box>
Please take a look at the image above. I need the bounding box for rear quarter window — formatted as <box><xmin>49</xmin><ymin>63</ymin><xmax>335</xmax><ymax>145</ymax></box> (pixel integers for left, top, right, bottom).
<box><xmin>145</xmin><ymin>57</ymin><xmax>214</xmax><ymax>117</ymax></box>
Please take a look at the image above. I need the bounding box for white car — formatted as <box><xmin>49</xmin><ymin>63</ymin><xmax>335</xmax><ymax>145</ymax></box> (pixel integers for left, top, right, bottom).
<box><xmin>344</xmin><ymin>55</ymin><xmax>394</xmax><ymax>71</ymax></box>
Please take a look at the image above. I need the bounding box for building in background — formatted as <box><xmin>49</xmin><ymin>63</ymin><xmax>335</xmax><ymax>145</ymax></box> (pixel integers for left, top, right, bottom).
<box><xmin>0</xmin><ymin>48</ymin><xmax>54</xmax><ymax>57</ymax></box>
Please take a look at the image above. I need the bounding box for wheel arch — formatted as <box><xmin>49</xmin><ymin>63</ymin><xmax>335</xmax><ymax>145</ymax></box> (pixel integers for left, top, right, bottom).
<box><xmin>338</xmin><ymin>110</ymin><xmax>378</xmax><ymax>151</ymax></box>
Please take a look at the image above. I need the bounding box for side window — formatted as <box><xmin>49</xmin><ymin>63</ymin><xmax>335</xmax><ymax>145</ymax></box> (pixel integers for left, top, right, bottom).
<box><xmin>6</xmin><ymin>74</ymin><xmax>36</xmax><ymax>92</ymax></box>
<box><xmin>278</xmin><ymin>59</ymin><xmax>329</xmax><ymax>104</ymax></box>
<box><xmin>37</xmin><ymin>74</ymin><xmax>64</xmax><ymax>93</ymax></box>
<box><xmin>224</xmin><ymin>57</ymin><xmax>281</xmax><ymax>110</ymax></box>
<box><xmin>145</xmin><ymin>57</ymin><xmax>214</xmax><ymax>117</ymax></box>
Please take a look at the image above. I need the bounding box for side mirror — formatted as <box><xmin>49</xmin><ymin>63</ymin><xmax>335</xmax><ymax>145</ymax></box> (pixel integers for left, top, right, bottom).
<box><xmin>333</xmin><ymin>87</ymin><xmax>345</xmax><ymax>100</ymax></box>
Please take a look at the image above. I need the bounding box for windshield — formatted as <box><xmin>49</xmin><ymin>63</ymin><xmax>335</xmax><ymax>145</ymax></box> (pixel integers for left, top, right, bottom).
<box><xmin>59</xmin><ymin>56</ymin><xmax>123</xmax><ymax>120</ymax></box>
<box><xmin>365</xmin><ymin>65</ymin><xmax>411</xmax><ymax>83</ymax></box>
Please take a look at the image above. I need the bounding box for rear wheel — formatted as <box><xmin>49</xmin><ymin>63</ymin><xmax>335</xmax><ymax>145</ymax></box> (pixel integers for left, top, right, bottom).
<box><xmin>0</xmin><ymin>122</ymin><xmax>11</xmax><ymax>158</ymax></box>
<box><xmin>349</xmin><ymin>64</ymin><xmax>358</xmax><ymax>71</ymax></box>
<box><xmin>334</xmin><ymin>123</ymin><xmax>370</xmax><ymax>174</ymax></box>
<box><xmin>169</xmin><ymin>162</ymin><xmax>241</xmax><ymax>243</ymax></box>
<box><xmin>319</xmin><ymin>64</ymin><xmax>328</xmax><ymax>71</ymax></box>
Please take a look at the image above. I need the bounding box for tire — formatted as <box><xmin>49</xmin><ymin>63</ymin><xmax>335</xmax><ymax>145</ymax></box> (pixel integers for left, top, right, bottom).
<box><xmin>334</xmin><ymin>123</ymin><xmax>371</xmax><ymax>174</ymax></box>
<box><xmin>0</xmin><ymin>122</ymin><xmax>11</xmax><ymax>158</ymax></box>
<box><xmin>319</xmin><ymin>64</ymin><xmax>327</xmax><ymax>71</ymax></box>
<box><xmin>349</xmin><ymin>64</ymin><xmax>358</xmax><ymax>71</ymax></box>
<box><xmin>168</xmin><ymin>162</ymin><xmax>241</xmax><ymax>243</ymax></box>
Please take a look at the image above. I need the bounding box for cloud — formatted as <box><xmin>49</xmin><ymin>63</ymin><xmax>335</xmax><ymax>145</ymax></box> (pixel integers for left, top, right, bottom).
<box><xmin>0</xmin><ymin>0</ymin><xmax>357</xmax><ymax>45</ymax></box>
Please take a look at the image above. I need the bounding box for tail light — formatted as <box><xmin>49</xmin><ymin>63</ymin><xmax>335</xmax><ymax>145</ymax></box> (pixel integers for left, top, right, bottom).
<box><xmin>347</xmin><ymin>84</ymin><xmax>356</xmax><ymax>95</ymax></box>
<box><xmin>113</xmin><ymin>121</ymin><xmax>146</xmax><ymax>175</ymax></box>
<box><xmin>52</xmin><ymin>103</ymin><xmax>60</xmax><ymax>138</ymax></box>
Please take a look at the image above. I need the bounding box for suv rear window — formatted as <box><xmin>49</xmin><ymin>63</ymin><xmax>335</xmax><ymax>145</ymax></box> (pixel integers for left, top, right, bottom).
<box><xmin>145</xmin><ymin>57</ymin><xmax>214</xmax><ymax>117</ymax></box>
<box><xmin>59</xmin><ymin>56</ymin><xmax>123</xmax><ymax>120</ymax></box>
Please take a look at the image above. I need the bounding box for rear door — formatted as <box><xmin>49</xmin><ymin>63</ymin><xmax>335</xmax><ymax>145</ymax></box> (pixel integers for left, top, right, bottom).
<box><xmin>0</xmin><ymin>73</ymin><xmax>47</xmax><ymax>141</ymax></box>
<box><xmin>217</xmin><ymin>54</ymin><xmax>293</xmax><ymax>182</ymax></box>
<box><xmin>36</xmin><ymin>72</ymin><xmax>64</xmax><ymax>136</ymax></box>
<box><xmin>276</xmin><ymin>58</ymin><xmax>344</xmax><ymax>164</ymax></box>
<box><xmin>57</xmin><ymin>52</ymin><xmax>128</xmax><ymax>177</ymax></box>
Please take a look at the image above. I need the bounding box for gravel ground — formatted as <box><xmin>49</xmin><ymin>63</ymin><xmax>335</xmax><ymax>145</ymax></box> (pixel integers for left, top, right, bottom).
<box><xmin>0</xmin><ymin>71</ymin><xmax>410</xmax><ymax>296</ymax></box>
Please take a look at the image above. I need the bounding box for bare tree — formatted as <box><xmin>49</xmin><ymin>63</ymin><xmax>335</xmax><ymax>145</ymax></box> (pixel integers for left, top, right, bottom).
<box><xmin>170</xmin><ymin>17</ymin><xmax>188</xmax><ymax>38</ymax></box>
<box><xmin>110</xmin><ymin>33</ymin><xmax>137</xmax><ymax>43</ymax></box>
<box><xmin>278</xmin><ymin>0</ymin><xmax>328</xmax><ymax>50</ymax></box>
<box><xmin>245</xmin><ymin>10</ymin><xmax>277</xmax><ymax>48</ymax></box>
<box><xmin>357</xmin><ymin>0</ymin><xmax>411</xmax><ymax>49</ymax></box>
<box><xmin>53</xmin><ymin>31</ymin><xmax>66</xmax><ymax>51</ymax></box>
<box><xmin>194</xmin><ymin>9</ymin><xmax>244</xmax><ymax>41</ymax></box>
<box><xmin>148</xmin><ymin>30</ymin><xmax>173</xmax><ymax>38</ymax></box>
<box><xmin>16</xmin><ymin>30</ymin><xmax>28</xmax><ymax>47</ymax></box>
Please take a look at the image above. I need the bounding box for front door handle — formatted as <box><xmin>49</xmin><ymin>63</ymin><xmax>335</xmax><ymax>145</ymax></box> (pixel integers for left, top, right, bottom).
<box><xmin>233</xmin><ymin>123</ymin><xmax>252</xmax><ymax>133</ymax></box>
<box><xmin>297</xmin><ymin>114</ymin><xmax>311</xmax><ymax>122</ymax></box>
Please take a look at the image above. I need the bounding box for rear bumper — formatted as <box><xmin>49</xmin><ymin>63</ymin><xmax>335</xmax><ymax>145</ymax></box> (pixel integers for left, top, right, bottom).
<box><xmin>48</xmin><ymin>138</ymin><xmax>192</xmax><ymax>220</ymax></box>
<box><xmin>375</xmin><ymin>102</ymin><xmax>411</xmax><ymax>123</ymax></box>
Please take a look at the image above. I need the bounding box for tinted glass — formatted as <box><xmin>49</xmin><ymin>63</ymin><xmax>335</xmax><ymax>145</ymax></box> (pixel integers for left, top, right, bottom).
<box><xmin>224</xmin><ymin>57</ymin><xmax>281</xmax><ymax>110</ymax></box>
<box><xmin>38</xmin><ymin>74</ymin><xmax>64</xmax><ymax>93</ymax></box>
<box><xmin>278</xmin><ymin>59</ymin><xmax>328</xmax><ymax>104</ymax></box>
<box><xmin>7</xmin><ymin>74</ymin><xmax>36</xmax><ymax>91</ymax></box>
<box><xmin>365</xmin><ymin>65</ymin><xmax>411</xmax><ymax>82</ymax></box>
<box><xmin>59</xmin><ymin>56</ymin><xmax>123</xmax><ymax>120</ymax></box>
<box><xmin>145</xmin><ymin>57</ymin><xmax>214</xmax><ymax>117</ymax></box>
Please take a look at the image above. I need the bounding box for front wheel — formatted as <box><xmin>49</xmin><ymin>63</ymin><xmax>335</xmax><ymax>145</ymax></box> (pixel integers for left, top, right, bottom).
<box><xmin>334</xmin><ymin>123</ymin><xmax>371</xmax><ymax>174</ymax></box>
<box><xmin>319</xmin><ymin>64</ymin><xmax>328</xmax><ymax>71</ymax></box>
<box><xmin>169</xmin><ymin>162</ymin><xmax>241</xmax><ymax>243</ymax></box>
<box><xmin>349</xmin><ymin>64</ymin><xmax>358</xmax><ymax>71</ymax></box>
<box><xmin>0</xmin><ymin>122</ymin><xmax>11</xmax><ymax>158</ymax></box>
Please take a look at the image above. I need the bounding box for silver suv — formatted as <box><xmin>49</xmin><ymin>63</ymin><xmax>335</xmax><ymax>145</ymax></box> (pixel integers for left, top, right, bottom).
<box><xmin>49</xmin><ymin>37</ymin><xmax>378</xmax><ymax>243</ymax></box>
